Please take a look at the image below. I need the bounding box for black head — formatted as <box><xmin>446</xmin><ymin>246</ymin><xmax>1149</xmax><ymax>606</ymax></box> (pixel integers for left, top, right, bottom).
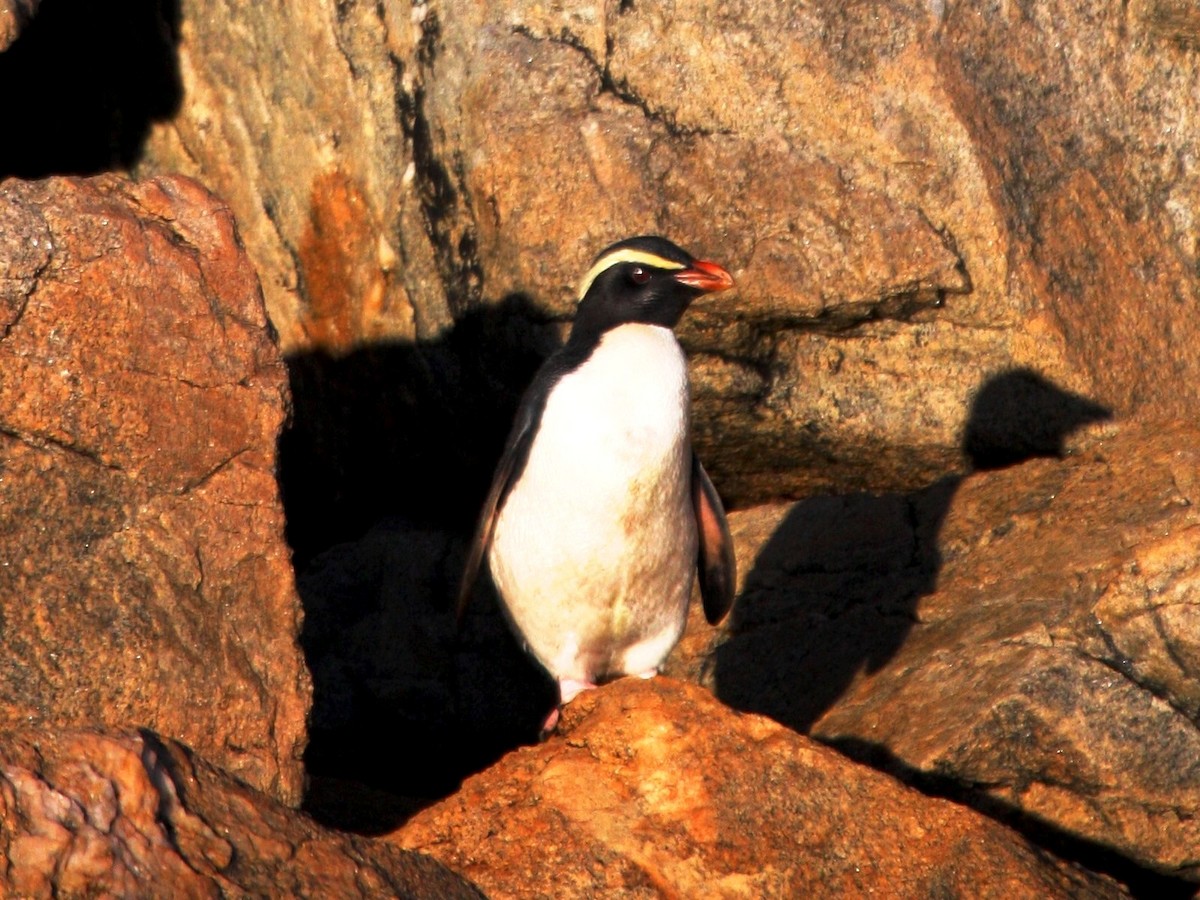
<box><xmin>567</xmin><ymin>235</ymin><xmax>734</xmax><ymax>346</ymax></box>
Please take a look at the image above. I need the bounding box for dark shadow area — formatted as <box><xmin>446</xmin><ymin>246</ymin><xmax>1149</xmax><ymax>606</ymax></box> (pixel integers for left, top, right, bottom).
<box><xmin>826</xmin><ymin>736</ymin><xmax>1198</xmax><ymax>899</ymax></box>
<box><xmin>0</xmin><ymin>0</ymin><xmax>181</xmax><ymax>178</ymax></box>
<box><xmin>280</xmin><ymin>294</ymin><xmax>558</xmax><ymax>567</ymax></box>
<box><xmin>714</xmin><ymin>367</ymin><xmax>1113</xmax><ymax>731</ymax></box>
<box><xmin>964</xmin><ymin>368</ymin><xmax>1114</xmax><ymax>470</ymax></box>
<box><xmin>711</xmin><ymin>369</ymin><xmax>1197</xmax><ymax>891</ymax></box>
<box><xmin>282</xmin><ymin>294</ymin><xmax>563</xmax><ymax>833</ymax></box>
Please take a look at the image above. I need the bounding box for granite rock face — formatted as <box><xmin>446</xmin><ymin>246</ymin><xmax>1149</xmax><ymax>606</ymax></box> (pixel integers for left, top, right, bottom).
<box><xmin>141</xmin><ymin>0</ymin><xmax>1200</xmax><ymax>521</ymax></box>
<box><xmin>393</xmin><ymin>677</ymin><xmax>1122</xmax><ymax>899</ymax></box>
<box><xmin>0</xmin><ymin>727</ymin><xmax>482</xmax><ymax>898</ymax></box>
<box><xmin>706</xmin><ymin>420</ymin><xmax>1200</xmax><ymax>882</ymax></box>
<box><xmin>0</xmin><ymin>174</ymin><xmax>309</xmax><ymax>804</ymax></box>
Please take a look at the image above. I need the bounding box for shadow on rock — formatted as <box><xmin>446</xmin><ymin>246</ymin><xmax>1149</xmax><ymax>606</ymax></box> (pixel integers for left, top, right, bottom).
<box><xmin>714</xmin><ymin>367</ymin><xmax>1112</xmax><ymax>733</ymax></box>
<box><xmin>0</xmin><ymin>0</ymin><xmax>181</xmax><ymax>177</ymax></box>
<box><xmin>281</xmin><ymin>295</ymin><xmax>563</xmax><ymax>832</ymax></box>
<box><xmin>825</xmin><ymin>735</ymin><xmax>1198</xmax><ymax>900</ymax></box>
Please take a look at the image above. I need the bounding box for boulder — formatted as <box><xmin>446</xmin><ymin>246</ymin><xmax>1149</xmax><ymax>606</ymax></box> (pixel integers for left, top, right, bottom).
<box><xmin>0</xmin><ymin>726</ymin><xmax>482</xmax><ymax>898</ymax></box>
<box><xmin>709</xmin><ymin>419</ymin><xmax>1200</xmax><ymax>883</ymax></box>
<box><xmin>0</xmin><ymin>174</ymin><xmax>309</xmax><ymax>804</ymax></box>
<box><xmin>392</xmin><ymin>677</ymin><xmax>1122</xmax><ymax>898</ymax></box>
<box><xmin>140</xmin><ymin>0</ymin><xmax>1200</xmax><ymax>532</ymax></box>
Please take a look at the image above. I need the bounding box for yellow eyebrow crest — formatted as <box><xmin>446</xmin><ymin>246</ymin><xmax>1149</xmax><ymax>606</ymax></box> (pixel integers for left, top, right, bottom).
<box><xmin>576</xmin><ymin>249</ymin><xmax>686</xmax><ymax>300</ymax></box>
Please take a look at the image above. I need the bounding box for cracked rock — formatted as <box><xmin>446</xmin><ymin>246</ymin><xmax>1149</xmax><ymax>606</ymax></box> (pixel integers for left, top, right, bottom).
<box><xmin>0</xmin><ymin>726</ymin><xmax>482</xmax><ymax>898</ymax></box>
<box><xmin>141</xmin><ymin>0</ymin><xmax>1200</xmax><ymax>513</ymax></box>
<box><xmin>392</xmin><ymin>677</ymin><xmax>1122</xmax><ymax>898</ymax></box>
<box><xmin>704</xmin><ymin>419</ymin><xmax>1200</xmax><ymax>882</ymax></box>
<box><xmin>0</xmin><ymin>174</ymin><xmax>309</xmax><ymax>805</ymax></box>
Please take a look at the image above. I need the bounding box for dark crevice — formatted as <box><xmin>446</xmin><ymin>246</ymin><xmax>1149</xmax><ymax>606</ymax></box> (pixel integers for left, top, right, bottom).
<box><xmin>511</xmin><ymin>23</ymin><xmax>727</xmax><ymax>139</ymax></box>
<box><xmin>0</xmin><ymin>424</ymin><xmax>123</xmax><ymax>473</ymax></box>
<box><xmin>1081</xmin><ymin>625</ymin><xmax>1200</xmax><ymax>736</ymax></box>
<box><xmin>0</xmin><ymin>0</ymin><xmax>182</xmax><ymax>178</ymax></box>
<box><xmin>177</xmin><ymin>449</ymin><xmax>250</xmax><ymax>496</ymax></box>
<box><xmin>389</xmin><ymin>12</ymin><xmax>484</xmax><ymax>319</ymax></box>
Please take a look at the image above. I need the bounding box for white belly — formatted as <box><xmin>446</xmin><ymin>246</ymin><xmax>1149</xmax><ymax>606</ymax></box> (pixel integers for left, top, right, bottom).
<box><xmin>488</xmin><ymin>324</ymin><xmax>697</xmax><ymax>683</ymax></box>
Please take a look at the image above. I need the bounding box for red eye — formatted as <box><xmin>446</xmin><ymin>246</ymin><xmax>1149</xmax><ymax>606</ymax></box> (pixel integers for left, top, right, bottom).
<box><xmin>629</xmin><ymin>266</ymin><xmax>651</xmax><ymax>285</ymax></box>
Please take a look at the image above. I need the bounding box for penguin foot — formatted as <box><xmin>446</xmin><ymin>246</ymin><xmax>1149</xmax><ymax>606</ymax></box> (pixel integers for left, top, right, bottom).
<box><xmin>559</xmin><ymin>678</ymin><xmax>596</xmax><ymax>704</ymax></box>
<box><xmin>538</xmin><ymin>678</ymin><xmax>597</xmax><ymax>740</ymax></box>
<box><xmin>538</xmin><ymin>706</ymin><xmax>561</xmax><ymax>740</ymax></box>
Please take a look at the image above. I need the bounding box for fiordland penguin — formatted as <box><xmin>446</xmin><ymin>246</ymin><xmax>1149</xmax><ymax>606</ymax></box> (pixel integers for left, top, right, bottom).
<box><xmin>458</xmin><ymin>235</ymin><xmax>737</xmax><ymax>732</ymax></box>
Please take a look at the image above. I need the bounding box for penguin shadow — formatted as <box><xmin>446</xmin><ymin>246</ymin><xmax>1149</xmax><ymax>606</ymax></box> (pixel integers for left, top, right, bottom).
<box><xmin>281</xmin><ymin>294</ymin><xmax>565</xmax><ymax>833</ymax></box>
<box><xmin>713</xmin><ymin>368</ymin><xmax>1112</xmax><ymax>735</ymax></box>
<box><xmin>0</xmin><ymin>0</ymin><xmax>182</xmax><ymax>178</ymax></box>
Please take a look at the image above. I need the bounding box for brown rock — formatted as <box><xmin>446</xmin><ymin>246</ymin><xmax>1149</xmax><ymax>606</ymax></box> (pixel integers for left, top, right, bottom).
<box><xmin>0</xmin><ymin>174</ymin><xmax>309</xmax><ymax>804</ymax></box>
<box><xmin>710</xmin><ymin>419</ymin><xmax>1200</xmax><ymax>883</ymax></box>
<box><xmin>140</xmin><ymin>0</ymin><xmax>1200</xmax><ymax>518</ymax></box>
<box><xmin>392</xmin><ymin>677</ymin><xmax>1121</xmax><ymax>898</ymax></box>
<box><xmin>0</xmin><ymin>0</ymin><xmax>37</xmax><ymax>52</ymax></box>
<box><xmin>0</xmin><ymin>726</ymin><xmax>482</xmax><ymax>898</ymax></box>
<box><xmin>140</xmin><ymin>0</ymin><xmax>447</xmax><ymax>353</ymax></box>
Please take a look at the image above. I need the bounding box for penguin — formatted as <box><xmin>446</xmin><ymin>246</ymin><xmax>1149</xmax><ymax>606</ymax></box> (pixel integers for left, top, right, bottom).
<box><xmin>458</xmin><ymin>235</ymin><xmax>737</xmax><ymax>732</ymax></box>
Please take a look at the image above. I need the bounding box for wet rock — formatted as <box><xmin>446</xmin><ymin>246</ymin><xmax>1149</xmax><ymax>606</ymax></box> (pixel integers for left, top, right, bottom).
<box><xmin>0</xmin><ymin>726</ymin><xmax>482</xmax><ymax>898</ymax></box>
<box><xmin>0</xmin><ymin>174</ymin><xmax>309</xmax><ymax>804</ymax></box>
<box><xmin>392</xmin><ymin>677</ymin><xmax>1122</xmax><ymax>898</ymax></box>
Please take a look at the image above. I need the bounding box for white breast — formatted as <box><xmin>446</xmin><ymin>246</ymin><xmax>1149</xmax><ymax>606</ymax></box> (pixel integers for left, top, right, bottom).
<box><xmin>488</xmin><ymin>324</ymin><xmax>698</xmax><ymax>683</ymax></box>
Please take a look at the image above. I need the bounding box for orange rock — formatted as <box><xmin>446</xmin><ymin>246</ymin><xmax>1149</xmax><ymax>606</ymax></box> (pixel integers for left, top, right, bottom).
<box><xmin>0</xmin><ymin>174</ymin><xmax>309</xmax><ymax>804</ymax></box>
<box><xmin>713</xmin><ymin>420</ymin><xmax>1200</xmax><ymax>884</ymax></box>
<box><xmin>0</xmin><ymin>727</ymin><xmax>482</xmax><ymax>898</ymax></box>
<box><xmin>392</xmin><ymin>677</ymin><xmax>1121</xmax><ymax>898</ymax></box>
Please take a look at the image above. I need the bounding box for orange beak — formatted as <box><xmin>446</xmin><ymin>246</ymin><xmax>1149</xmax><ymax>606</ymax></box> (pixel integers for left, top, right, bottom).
<box><xmin>674</xmin><ymin>259</ymin><xmax>735</xmax><ymax>294</ymax></box>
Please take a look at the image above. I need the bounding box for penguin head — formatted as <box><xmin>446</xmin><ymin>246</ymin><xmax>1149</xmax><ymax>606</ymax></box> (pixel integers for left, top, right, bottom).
<box><xmin>569</xmin><ymin>236</ymin><xmax>734</xmax><ymax>342</ymax></box>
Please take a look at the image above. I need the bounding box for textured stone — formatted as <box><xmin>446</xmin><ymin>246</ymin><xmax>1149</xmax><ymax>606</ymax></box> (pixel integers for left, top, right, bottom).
<box><xmin>0</xmin><ymin>727</ymin><xmax>482</xmax><ymax>898</ymax></box>
<box><xmin>140</xmin><ymin>0</ymin><xmax>1200</xmax><ymax>520</ymax></box>
<box><xmin>710</xmin><ymin>419</ymin><xmax>1200</xmax><ymax>883</ymax></box>
<box><xmin>0</xmin><ymin>0</ymin><xmax>38</xmax><ymax>52</ymax></box>
<box><xmin>392</xmin><ymin>677</ymin><xmax>1121</xmax><ymax>898</ymax></box>
<box><xmin>0</xmin><ymin>174</ymin><xmax>309</xmax><ymax>804</ymax></box>
<box><xmin>140</xmin><ymin>0</ymin><xmax>443</xmax><ymax>353</ymax></box>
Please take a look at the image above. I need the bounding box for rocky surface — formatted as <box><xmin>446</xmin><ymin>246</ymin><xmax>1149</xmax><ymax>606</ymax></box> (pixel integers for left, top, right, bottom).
<box><xmin>300</xmin><ymin>414</ymin><xmax>1200</xmax><ymax>892</ymax></box>
<box><xmin>139</xmin><ymin>0</ymin><xmax>1200</xmax><ymax>535</ymax></box>
<box><xmin>393</xmin><ymin>677</ymin><xmax>1122</xmax><ymax>898</ymax></box>
<box><xmin>0</xmin><ymin>726</ymin><xmax>482</xmax><ymax>898</ymax></box>
<box><xmin>0</xmin><ymin>175</ymin><xmax>309</xmax><ymax>804</ymax></box>
<box><xmin>701</xmin><ymin>419</ymin><xmax>1200</xmax><ymax>884</ymax></box>
<box><xmin>0</xmin><ymin>0</ymin><xmax>37</xmax><ymax>52</ymax></box>
<box><xmin>4</xmin><ymin>0</ymin><xmax>1200</xmax><ymax>896</ymax></box>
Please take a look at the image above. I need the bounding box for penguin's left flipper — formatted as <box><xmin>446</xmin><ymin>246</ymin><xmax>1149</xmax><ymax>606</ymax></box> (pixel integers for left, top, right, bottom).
<box><xmin>692</xmin><ymin>454</ymin><xmax>736</xmax><ymax>625</ymax></box>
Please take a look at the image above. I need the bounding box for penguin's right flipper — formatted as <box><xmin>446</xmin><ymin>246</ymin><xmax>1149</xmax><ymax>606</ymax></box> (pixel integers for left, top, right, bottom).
<box><xmin>692</xmin><ymin>454</ymin><xmax>736</xmax><ymax>625</ymax></box>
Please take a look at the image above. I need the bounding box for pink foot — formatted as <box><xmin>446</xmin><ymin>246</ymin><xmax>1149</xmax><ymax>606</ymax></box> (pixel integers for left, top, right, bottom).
<box><xmin>558</xmin><ymin>678</ymin><xmax>597</xmax><ymax>704</ymax></box>
<box><xmin>538</xmin><ymin>678</ymin><xmax>597</xmax><ymax>739</ymax></box>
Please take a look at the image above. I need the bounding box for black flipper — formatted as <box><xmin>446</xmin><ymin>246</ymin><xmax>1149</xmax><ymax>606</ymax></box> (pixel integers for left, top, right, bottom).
<box><xmin>455</xmin><ymin>400</ymin><xmax>538</xmax><ymax>624</ymax></box>
<box><xmin>692</xmin><ymin>454</ymin><xmax>736</xmax><ymax>625</ymax></box>
<box><xmin>456</xmin><ymin>351</ymin><xmax>588</xmax><ymax>623</ymax></box>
